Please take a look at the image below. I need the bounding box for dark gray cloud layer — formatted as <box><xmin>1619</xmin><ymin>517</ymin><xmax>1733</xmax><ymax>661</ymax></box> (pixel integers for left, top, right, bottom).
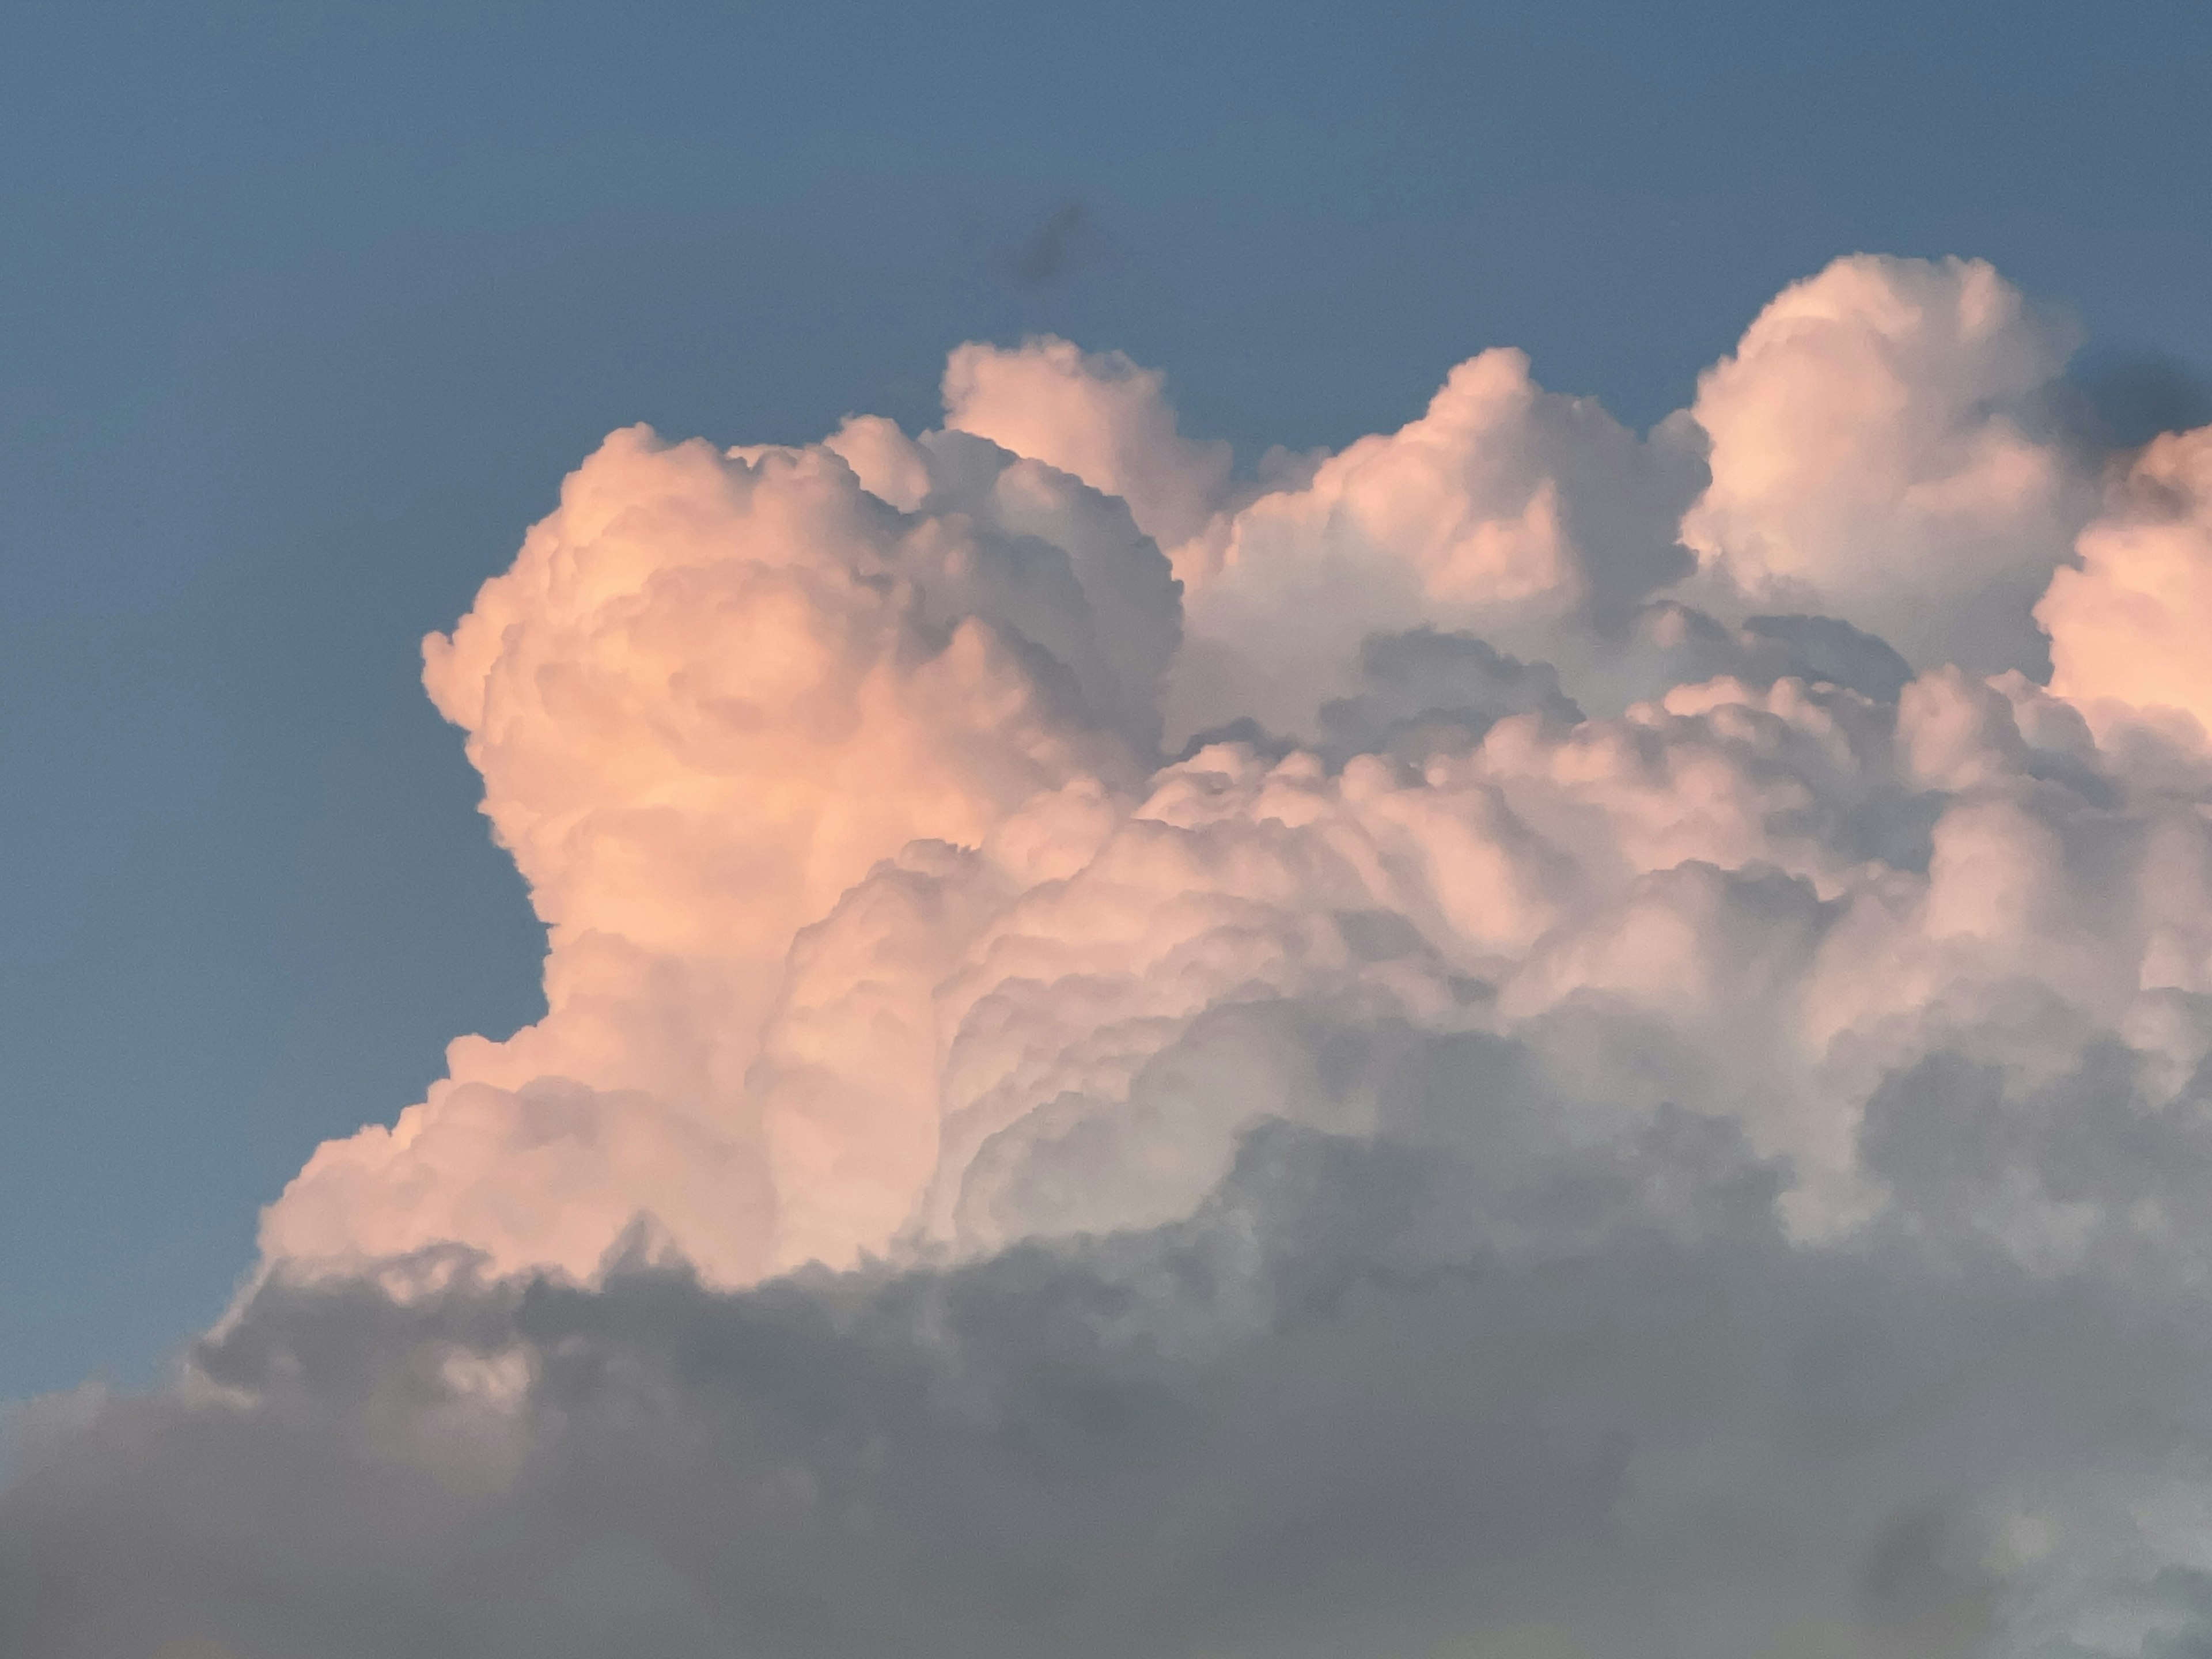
<box><xmin>11</xmin><ymin>1008</ymin><xmax>2212</xmax><ymax>1657</ymax></box>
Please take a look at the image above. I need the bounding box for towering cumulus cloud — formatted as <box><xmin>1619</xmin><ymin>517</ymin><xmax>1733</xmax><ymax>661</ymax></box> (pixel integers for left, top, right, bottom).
<box><xmin>266</xmin><ymin>426</ymin><xmax>1179</xmax><ymax>1282</ymax></box>
<box><xmin>10</xmin><ymin>254</ymin><xmax>2212</xmax><ymax>1659</ymax></box>
<box><xmin>1681</xmin><ymin>255</ymin><xmax>2090</xmax><ymax>675</ymax></box>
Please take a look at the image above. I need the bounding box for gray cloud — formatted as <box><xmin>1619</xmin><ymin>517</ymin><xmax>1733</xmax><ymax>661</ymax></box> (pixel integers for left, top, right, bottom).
<box><xmin>11</xmin><ymin>1005</ymin><xmax>2212</xmax><ymax>1656</ymax></box>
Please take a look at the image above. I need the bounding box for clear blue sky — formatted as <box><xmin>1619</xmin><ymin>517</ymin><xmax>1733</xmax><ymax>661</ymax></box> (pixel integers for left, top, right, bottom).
<box><xmin>3</xmin><ymin>0</ymin><xmax>2207</xmax><ymax>1401</ymax></box>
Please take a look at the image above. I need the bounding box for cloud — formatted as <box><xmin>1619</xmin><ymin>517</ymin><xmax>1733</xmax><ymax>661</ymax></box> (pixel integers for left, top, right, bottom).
<box><xmin>1168</xmin><ymin>344</ymin><xmax>1706</xmax><ymax>739</ymax></box>
<box><xmin>264</xmin><ymin>423</ymin><xmax>1179</xmax><ymax>1284</ymax></box>
<box><xmin>1680</xmin><ymin>255</ymin><xmax>2092</xmax><ymax>676</ymax></box>
<box><xmin>942</xmin><ymin>335</ymin><xmax>1236</xmax><ymax>566</ymax></box>
<box><xmin>13</xmin><ymin>252</ymin><xmax>2212</xmax><ymax>1656</ymax></box>
<box><xmin>2039</xmin><ymin>426</ymin><xmax>2212</xmax><ymax>744</ymax></box>
<box><xmin>12</xmin><ymin>1065</ymin><xmax>2212</xmax><ymax>1658</ymax></box>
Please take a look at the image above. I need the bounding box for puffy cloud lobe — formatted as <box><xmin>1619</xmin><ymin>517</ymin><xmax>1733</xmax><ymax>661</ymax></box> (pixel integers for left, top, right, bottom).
<box><xmin>17</xmin><ymin>252</ymin><xmax>2212</xmax><ymax>1656</ymax></box>
<box><xmin>942</xmin><ymin>337</ymin><xmax>1234</xmax><ymax>570</ymax></box>
<box><xmin>942</xmin><ymin>335</ymin><xmax>1708</xmax><ymax>741</ymax></box>
<box><xmin>1681</xmin><ymin>255</ymin><xmax>2090</xmax><ymax>675</ymax></box>
<box><xmin>2040</xmin><ymin>426</ymin><xmax>2212</xmax><ymax>743</ymax></box>
<box><xmin>1315</xmin><ymin>627</ymin><xmax>1583</xmax><ymax>764</ymax></box>
<box><xmin>935</xmin><ymin>262</ymin><xmax>2075</xmax><ymax>738</ymax></box>
<box><xmin>267</xmin><ymin>423</ymin><xmax>1179</xmax><ymax>1283</ymax></box>
<box><xmin>1172</xmin><ymin>346</ymin><xmax>1706</xmax><ymax>738</ymax></box>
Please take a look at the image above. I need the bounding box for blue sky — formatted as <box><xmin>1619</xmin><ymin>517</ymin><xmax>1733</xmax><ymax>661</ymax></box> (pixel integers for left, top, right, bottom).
<box><xmin>3</xmin><ymin>0</ymin><xmax>2209</xmax><ymax>1402</ymax></box>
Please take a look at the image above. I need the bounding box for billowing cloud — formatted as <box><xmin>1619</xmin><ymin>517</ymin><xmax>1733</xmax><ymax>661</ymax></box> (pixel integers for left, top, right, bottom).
<box><xmin>1681</xmin><ymin>255</ymin><xmax>2091</xmax><ymax>676</ymax></box>
<box><xmin>1169</xmin><ymin>345</ymin><xmax>1707</xmax><ymax>740</ymax></box>
<box><xmin>10</xmin><ymin>252</ymin><xmax>2212</xmax><ymax>1658</ymax></box>
<box><xmin>942</xmin><ymin>336</ymin><xmax>1235</xmax><ymax>569</ymax></box>
<box><xmin>2040</xmin><ymin>426</ymin><xmax>2212</xmax><ymax>744</ymax></box>
<box><xmin>265</xmin><ymin>423</ymin><xmax>1179</xmax><ymax>1284</ymax></box>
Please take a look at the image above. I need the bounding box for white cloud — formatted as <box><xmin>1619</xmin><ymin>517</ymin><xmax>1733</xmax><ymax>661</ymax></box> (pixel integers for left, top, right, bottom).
<box><xmin>942</xmin><ymin>336</ymin><xmax>1234</xmax><ymax>572</ymax></box>
<box><xmin>15</xmin><ymin>253</ymin><xmax>2212</xmax><ymax>1658</ymax></box>
<box><xmin>1172</xmin><ymin>345</ymin><xmax>1706</xmax><ymax>738</ymax></box>
<box><xmin>266</xmin><ymin>422</ymin><xmax>1178</xmax><ymax>1284</ymax></box>
<box><xmin>2040</xmin><ymin>426</ymin><xmax>2212</xmax><ymax>744</ymax></box>
<box><xmin>1680</xmin><ymin>255</ymin><xmax>2092</xmax><ymax>676</ymax></box>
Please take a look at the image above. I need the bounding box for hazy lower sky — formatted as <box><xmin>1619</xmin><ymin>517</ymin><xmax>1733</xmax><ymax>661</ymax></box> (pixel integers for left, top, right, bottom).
<box><xmin>3</xmin><ymin>0</ymin><xmax>2207</xmax><ymax>1404</ymax></box>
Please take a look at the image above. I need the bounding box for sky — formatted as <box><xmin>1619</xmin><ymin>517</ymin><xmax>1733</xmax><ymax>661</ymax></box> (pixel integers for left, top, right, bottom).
<box><xmin>9</xmin><ymin>4</ymin><xmax>2212</xmax><ymax>1654</ymax></box>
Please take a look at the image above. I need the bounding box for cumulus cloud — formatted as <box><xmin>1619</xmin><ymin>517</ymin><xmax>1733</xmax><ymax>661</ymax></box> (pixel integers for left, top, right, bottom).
<box><xmin>11</xmin><ymin>252</ymin><xmax>2212</xmax><ymax>1657</ymax></box>
<box><xmin>266</xmin><ymin>423</ymin><xmax>1179</xmax><ymax>1283</ymax></box>
<box><xmin>942</xmin><ymin>336</ymin><xmax>1236</xmax><ymax>569</ymax></box>
<box><xmin>1172</xmin><ymin>344</ymin><xmax>1706</xmax><ymax>738</ymax></box>
<box><xmin>1681</xmin><ymin>255</ymin><xmax>2092</xmax><ymax>676</ymax></box>
<box><xmin>2040</xmin><ymin>426</ymin><xmax>2212</xmax><ymax>743</ymax></box>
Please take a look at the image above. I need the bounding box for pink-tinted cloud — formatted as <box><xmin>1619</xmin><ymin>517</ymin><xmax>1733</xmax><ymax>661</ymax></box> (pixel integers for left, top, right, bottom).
<box><xmin>1681</xmin><ymin>255</ymin><xmax>2090</xmax><ymax>674</ymax></box>
<box><xmin>2040</xmin><ymin>426</ymin><xmax>2212</xmax><ymax>745</ymax></box>
<box><xmin>262</xmin><ymin>260</ymin><xmax>2212</xmax><ymax>1303</ymax></box>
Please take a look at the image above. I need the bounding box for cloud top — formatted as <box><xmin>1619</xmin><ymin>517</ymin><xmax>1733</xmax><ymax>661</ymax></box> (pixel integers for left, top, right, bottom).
<box><xmin>1683</xmin><ymin>255</ymin><xmax>2089</xmax><ymax>673</ymax></box>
